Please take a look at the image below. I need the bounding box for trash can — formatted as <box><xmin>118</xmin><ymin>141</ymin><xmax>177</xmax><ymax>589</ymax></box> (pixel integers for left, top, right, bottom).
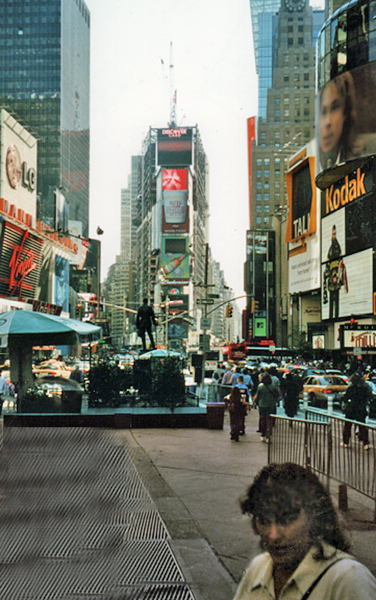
<box><xmin>206</xmin><ymin>402</ymin><xmax>225</xmax><ymax>430</ymax></box>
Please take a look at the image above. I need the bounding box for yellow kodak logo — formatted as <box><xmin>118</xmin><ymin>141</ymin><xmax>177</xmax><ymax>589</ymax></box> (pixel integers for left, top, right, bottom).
<box><xmin>325</xmin><ymin>168</ymin><xmax>366</xmax><ymax>215</ymax></box>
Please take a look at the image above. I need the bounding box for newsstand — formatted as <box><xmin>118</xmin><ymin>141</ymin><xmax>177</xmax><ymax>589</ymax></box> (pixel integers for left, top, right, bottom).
<box><xmin>206</xmin><ymin>402</ymin><xmax>225</xmax><ymax>430</ymax></box>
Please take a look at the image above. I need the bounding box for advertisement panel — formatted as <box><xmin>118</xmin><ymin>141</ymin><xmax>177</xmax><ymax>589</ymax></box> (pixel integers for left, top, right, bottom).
<box><xmin>0</xmin><ymin>109</ymin><xmax>37</xmax><ymax>223</ymax></box>
<box><xmin>247</xmin><ymin>116</ymin><xmax>256</xmax><ymax>228</ymax></box>
<box><xmin>160</xmin><ymin>236</ymin><xmax>190</xmax><ymax>284</ymax></box>
<box><xmin>161</xmin><ymin>168</ymin><xmax>189</xmax><ymax>234</ymax></box>
<box><xmin>54</xmin><ymin>255</ymin><xmax>70</xmax><ymax>314</ymax></box>
<box><xmin>321</xmin><ymin>161</ymin><xmax>375</xmax><ymax>320</ymax></box>
<box><xmin>286</xmin><ymin>157</ymin><xmax>316</xmax><ymax>243</ymax></box>
<box><xmin>157</xmin><ymin>128</ymin><xmax>192</xmax><ymax>166</ymax></box>
<box><xmin>0</xmin><ymin>220</ymin><xmax>43</xmax><ymax>302</ymax></box>
<box><xmin>316</xmin><ymin>63</ymin><xmax>376</xmax><ymax>189</ymax></box>
<box><xmin>342</xmin><ymin>325</ymin><xmax>376</xmax><ymax>350</ymax></box>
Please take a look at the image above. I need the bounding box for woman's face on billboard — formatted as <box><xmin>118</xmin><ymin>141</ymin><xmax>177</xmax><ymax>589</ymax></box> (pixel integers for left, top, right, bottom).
<box><xmin>319</xmin><ymin>81</ymin><xmax>345</xmax><ymax>156</ymax></box>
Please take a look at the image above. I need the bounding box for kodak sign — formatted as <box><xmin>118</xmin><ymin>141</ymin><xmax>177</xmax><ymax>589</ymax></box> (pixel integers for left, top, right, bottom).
<box><xmin>324</xmin><ymin>167</ymin><xmax>370</xmax><ymax>215</ymax></box>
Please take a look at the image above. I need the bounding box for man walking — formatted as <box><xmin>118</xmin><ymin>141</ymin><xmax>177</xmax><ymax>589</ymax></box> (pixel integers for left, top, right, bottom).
<box><xmin>136</xmin><ymin>298</ymin><xmax>158</xmax><ymax>352</ymax></box>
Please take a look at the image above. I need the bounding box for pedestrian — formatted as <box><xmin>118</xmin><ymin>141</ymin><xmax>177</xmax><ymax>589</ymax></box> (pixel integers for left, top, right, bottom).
<box><xmin>252</xmin><ymin>372</ymin><xmax>276</xmax><ymax>443</ymax></box>
<box><xmin>230</xmin><ymin>366</ymin><xmax>241</xmax><ymax>386</ymax></box>
<box><xmin>233</xmin><ymin>462</ymin><xmax>376</xmax><ymax>600</ymax></box>
<box><xmin>269</xmin><ymin>366</ymin><xmax>282</xmax><ymax>407</ymax></box>
<box><xmin>341</xmin><ymin>372</ymin><xmax>371</xmax><ymax>450</ymax></box>
<box><xmin>70</xmin><ymin>365</ymin><xmax>84</xmax><ymax>384</ymax></box>
<box><xmin>0</xmin><ymin>371</ymin><xmax>9</xmax><ymax>396</ymax></box>
<box><xmin>136</xmin><ymin>298</ymin><xmax>158</xmax><ymax>352</ymax></box>
<box><xmin>282</xmin><ymin>373</ymin><xmax>300</xmax><ymax>419</ymax></box>
<box><xmin>226</xmin><ymin>386</ymin><xmax>250</xmax><ymax>442</ymax></box>
<box><xmin>236</xmin><ymin>375</ymin><xmax>250</xmax><ymax>436</ymax></box>
<box><xmin>221</xmin><ymin>364</ymin><xmax>233</xmax><ymax>400</ymax></box>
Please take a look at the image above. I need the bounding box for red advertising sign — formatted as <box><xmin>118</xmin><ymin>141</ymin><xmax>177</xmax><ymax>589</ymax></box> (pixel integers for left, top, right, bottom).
<box><xmin>0</xmin><ymin>221</ymin><xmax>43</xmax><ymax>301</ymax></box>
<box><xmin>162</xmin><ymin>169</ymin><xmax>189</xmax><ymax>233</ymax></box>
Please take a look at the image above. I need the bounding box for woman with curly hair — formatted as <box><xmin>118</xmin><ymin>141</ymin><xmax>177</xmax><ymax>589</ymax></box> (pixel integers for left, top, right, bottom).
<box><xmin>233</xmin><ymin>463</ymin><xmax>376</xmax><ymax>599</ymax></box>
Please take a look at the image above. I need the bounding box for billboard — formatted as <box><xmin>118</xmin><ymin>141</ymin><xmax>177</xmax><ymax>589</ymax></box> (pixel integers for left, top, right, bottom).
<box><xmin>0</xmin><ymin>221</ymin><xmax>43</xmax><ymax>302</ymax></box>
<box><xmin>321</xmin><ymin>159</ymin><xmax>376</xmax><ymax>320</ymax></box>
<box><xmin>157</xmin><ymin>128</ymin><xmax>192</xmax><ymax>166</ymax></box>
<box><xmin>0</xmin><ymin>109</ymin><xmax>37</xmax><ymax>223</ymax></box>
<box><xmin>316</xmin><ymin>63</ymin><xmax>376</xmax><ymax>189</ymax></box>
<box><xmin>160</xmin><ymin>236</ymin><xmax>190</xmax><ymax>284</ymax></box>
<box><xmin>247</xmin><ymin>116</ymin><xmax>256</xmax><ymax>229</ymax></box>
<box><xmin>54</xmin><ymin>255</ymin><xmax>70</xmax><ymax>314</ymax></box>
<box><xmin>161</xmin><ymin>168</ymin><xmax>189</xmax><ymax>233</ymax></box>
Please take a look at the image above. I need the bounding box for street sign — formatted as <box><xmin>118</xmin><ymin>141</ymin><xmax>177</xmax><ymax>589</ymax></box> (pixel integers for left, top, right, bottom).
<box><xmin>207</xmin><ymin>293</ymin><xmax>220</xmax><ymax>299</ymax></box>
<box><xmin>196</xmin><ymin>298</ymin><xmax>214</xmax><ymax>305</ymax></box>
<box><xmin>199</xmin><ymin>334</ymin><xmax>210</xmax><ymax>352</ymax></box>
<box><xmin>201</xmin><ymin>317</ymin><xmax>211</xmax><ymax>329</ymax></box>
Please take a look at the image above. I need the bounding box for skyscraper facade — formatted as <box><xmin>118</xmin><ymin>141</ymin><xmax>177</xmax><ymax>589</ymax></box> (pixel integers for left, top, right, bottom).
<box><xmin>0</xmin><ymin>0</ymin><xmax>90</xmax><ymax>236</ymax></box>
<box><xmin>249</xmin><ymin>0</ymin><xmax>281</xmax><ymax>119</ymax></box>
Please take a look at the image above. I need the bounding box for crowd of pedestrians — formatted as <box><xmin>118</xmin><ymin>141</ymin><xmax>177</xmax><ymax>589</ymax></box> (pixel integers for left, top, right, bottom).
<box><xmin>217</xmin><ymin>357</ymin><xmax>376</xmax><ymax>447</ymax></box>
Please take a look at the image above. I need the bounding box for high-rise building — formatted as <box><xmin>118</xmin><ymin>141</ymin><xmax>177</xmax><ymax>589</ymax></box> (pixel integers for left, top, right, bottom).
<box><xmin>0</xmin><ymin>0</ymin><xmax>90</xmax><ymax>236</ymax></box>
<box><xmin>249</xmin><ymin>0</ymin><xmax>281</xmax><ymax>119</ymax></box>
<box><xmin>244</xmin><ymin>0</ymin><xmax>324</xmax><ymax>342</ymax></box>
<box><xmin>250</xmin><ymin>0</ymin><xmax>323</xmax><ymax>230</ymax></box>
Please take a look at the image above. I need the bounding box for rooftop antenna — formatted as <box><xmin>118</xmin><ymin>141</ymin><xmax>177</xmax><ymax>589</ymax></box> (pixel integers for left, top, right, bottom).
<box><xmin>169</xmin><ymin>42</ymin><xmax>177</xmax><ymax>127</ymax></box>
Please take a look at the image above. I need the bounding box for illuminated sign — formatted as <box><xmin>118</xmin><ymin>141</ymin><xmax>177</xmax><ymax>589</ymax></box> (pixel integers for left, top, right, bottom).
<box><xmin>157</xmin><ymin>128</ymin><xmax>192</xmax><ymax>166</ymax></box>
<box><xmin>6</xmin><ymin>145</ymin><xmax>36</xmax><ymax>192</ymax></box>
<box><xmin>0</xmin><ymin>221</ymin><xmax>43</xmax><ymax>301</ymax></box>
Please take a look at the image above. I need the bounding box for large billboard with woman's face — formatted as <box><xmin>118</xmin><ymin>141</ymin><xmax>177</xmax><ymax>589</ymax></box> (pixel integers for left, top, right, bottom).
<box><xmin>316</xmin><ymin>63</ymin><xmax>376</xmax><ymax>189</ymax></box>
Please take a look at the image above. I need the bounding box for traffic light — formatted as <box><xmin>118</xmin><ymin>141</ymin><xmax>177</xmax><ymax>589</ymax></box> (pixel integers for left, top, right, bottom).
<box><xmin>225</xmin><ymin>304</ymin><xmax>233</xmax><ymax>318</ymax></box>
<box><xmin>350</xmin><ymin>318</ymin><xmax>357</xmax><ymax>329</ymax></box>
<box><xmin>251</xmin><ymin>300</ymin><xmax>259</xmax><ymax>313</ymax></box>
<box><xmin>76</xmin><ymin>304</ymin><xmax>81</xmax><ymax>318</ymax></box>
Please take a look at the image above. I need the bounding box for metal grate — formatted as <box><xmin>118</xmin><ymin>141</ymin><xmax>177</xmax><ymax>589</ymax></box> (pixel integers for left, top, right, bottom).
<box><xmin>0</xmin><ymin>428</ymin><xmax>195</xmax><ymax>599</ymax></box>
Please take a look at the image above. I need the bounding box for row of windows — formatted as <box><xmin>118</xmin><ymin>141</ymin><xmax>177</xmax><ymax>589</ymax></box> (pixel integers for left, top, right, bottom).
<box><xmin>283</xmin><ymin>52</ymin><xmax>309</xmax><ymax>63</ymax></box>
<box><xmin>255</xmin><ymin>217</ymin><xmax>270</xmax><ymax>225</ymax></box>
<box><xmin>256</xmin><ymin>193</ymin><xmax>281</xmax><ymax>202</ymax></box>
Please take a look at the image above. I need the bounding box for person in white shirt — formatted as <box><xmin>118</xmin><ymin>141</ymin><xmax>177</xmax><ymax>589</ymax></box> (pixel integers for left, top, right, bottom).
<box><xmin>233</xmin><ymin>463</ymin><xmax>376</xmax><ymax>600</ymax></box>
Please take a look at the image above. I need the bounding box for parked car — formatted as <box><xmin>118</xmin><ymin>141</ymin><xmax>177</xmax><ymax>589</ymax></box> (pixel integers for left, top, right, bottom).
<box><xmin>33</xmin><ymin>360</ymin><xmax>71</xmax><ymax>379</ymax></box>
<box><xmin>301</xmin><ymin>375</ymin><xmax>348</xmax><ymax>408</ymax></box>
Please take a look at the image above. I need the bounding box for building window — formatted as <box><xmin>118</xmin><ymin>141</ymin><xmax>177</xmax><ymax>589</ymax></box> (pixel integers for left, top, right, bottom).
<box><xmin>256</xmin><ymin>158</ymin><xmax>262</xmax><ymax>166</ymax></box>
<box><xmin>256</xmin><ymin>193</ymin><xmax>262</xmax><ymax>202</ymax></box>
<box><xmin>264</xmin><ymin>158</ymin><xmax>270</xmax><ymax>166</ymax></box>
<box><xmin>256</xmin><ymin>217</ymin><xmax>262</xmax><ymax>224</ymax></box>
<box><xmin>304</xmin><ymin>73</ymin><xmax>309</xmax><ymax>81</ymax></box>
<box><xmin>264</xmin><ymin>169</ymin><xmax>270</xmax><ymax>177</ymax></box>
<box><xmin>275</xmin><ymin>170</ymin><xmax>280</xmax><ymax>178</ymax></box>
<box><xmin>264</xmin><ymin>193</ymin><xmax>270</xmax><ymax>201</ymax></box>
<box><xmin>275</xmin><ymin>109</ymin><xmax>280</xmax><ymax>118</ymax></box>
<box><xmin>257</xmin><ymin>181</ymin><xmax>262</xmax><ymax>189</ymax></box>
<box><xmin>284</xmin><ymin>109</ymin><xmax>289</xmax><ymax>117</ymax></box>
<box><xmin>256</xmin><ymin>205</ymin><xmax>262</xmax><ymax>213</ymax></box>
<box><xmin>257</xmin><ymin>169</ymin><xmax>262</xmax><ymax>177</ymax></box>
<box><xmin>288</xmin><ymin>38</ymin><xmax>293</xmax><ymax>46</ymax></box>
<box><xmin>288</xmin><ymin>26</ymin><xmax>293</xmax><ymax>32</ymax></box>
<box><xmin>275</xmin><ymin>97</ymin><xmax>280</xmax><ymax>105</ymax></box>
<box><xmin>275</xmin><ymin>157</ymin><xmax>280</xmax><ymax>166</ymax></box>
<box><xmin>298</xmin><ymin>37</ymin><xmax>304</xmax><ymax>45</ymax></box>
<box><xmin>298</xmin><ymin>25</ymin><xmax>303</xmax><ymax>32</ymax></box>
<box><xmin>264</xmin><ymin>217</ymin><xmax>269</xmax><ymax>225</ymax></box>
<box><xmin>284</xmin><ymin>76</ymin><xmax>289</xmax><ymax>83</ymax></box>
<box><xmin>264</xmin><ymin>181</ymin><xmax>269</xmax><ymax>189</ymax></box>
<box><xmin>260</xmin><ymin>131</ymin><xmax>266</xmax><ymax>140</ymax></box>
<box><xmin>264</xmin><ymin>205</ymin><xmax>270</xmax><ymax>213</ymax></box>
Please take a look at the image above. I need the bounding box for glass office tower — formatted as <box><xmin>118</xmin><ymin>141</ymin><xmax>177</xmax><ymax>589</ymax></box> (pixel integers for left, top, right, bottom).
<box><xmin>0</xmin><ymin>0</ymin><xmax>90</xmax><ymax>236</ymax></box>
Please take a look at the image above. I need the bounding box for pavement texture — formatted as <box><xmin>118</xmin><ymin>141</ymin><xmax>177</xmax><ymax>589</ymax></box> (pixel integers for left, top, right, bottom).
<box><xmin>119</xmin><ymin>409</ymin><xmax>376</xmax><ymax>600</ymax></box>
<box><xmin>0</xmin><ymin>409</ymin><xmax>375</xmax><ymax>599</ymax></box>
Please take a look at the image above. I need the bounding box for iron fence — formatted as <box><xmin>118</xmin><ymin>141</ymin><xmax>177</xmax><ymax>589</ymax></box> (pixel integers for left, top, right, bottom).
<box><xmin>268</xmin><ymin>412</ymin><xmax>376</xmax><ymax>521</ymax></box>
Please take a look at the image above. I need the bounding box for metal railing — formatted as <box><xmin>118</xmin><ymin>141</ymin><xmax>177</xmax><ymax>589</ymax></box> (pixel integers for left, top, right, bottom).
<box><xmin>268</xmin><ymin>412</ymin><xmax>376</xmax><ymax>521</ymax></box>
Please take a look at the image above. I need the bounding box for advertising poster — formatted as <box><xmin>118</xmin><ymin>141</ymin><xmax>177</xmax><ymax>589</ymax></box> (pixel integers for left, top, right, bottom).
<box><xmin>161</xmin><ymin>168</ymin><xmax>189</xmax><ymax>234</ymax></box>
<box><xmin>55</xmin><ymin>255</ymin><xmax>70</xmax><ymax>314</ymax></box>
<box><xmin>160</xmin><ymin>236</ymin><xmax>190</xmax><ymax>283</ymax></box>
<box><xmin>316</xmin><ymin>62</ymin><xmax>376</xmax><ymax>187</ymax></box>
<box><xmin>254</xmin><ymin>318</ymin><xmax>267</xmax><ymax>337</ymax></box>
<box><xmin>0</xmin><ymin>221</ymin><xmax>42</xmax><ymax>302</ymax></box>
<box><xmin>157</xmin><ymin>128</ymin><xmax>192</xmax><ymax>166</ymax></box>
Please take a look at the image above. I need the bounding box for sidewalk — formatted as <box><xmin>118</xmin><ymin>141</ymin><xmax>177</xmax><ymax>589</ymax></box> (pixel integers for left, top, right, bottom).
<box><xmin>0</xmin><ymin>410</ymin><xmax>375</xmax><ymax>600</ymax></box>
<box><xmin>118</xmin><ymin>408</ymin><xmax>376</xmax><ymax>600</ymax></box>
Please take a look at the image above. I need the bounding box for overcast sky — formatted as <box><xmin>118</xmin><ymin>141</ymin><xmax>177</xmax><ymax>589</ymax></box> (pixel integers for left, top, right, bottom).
<box><xmin>88</xmin><ymin>0</ymin><xmax>257</xmax><ymax>307</ymax></box>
